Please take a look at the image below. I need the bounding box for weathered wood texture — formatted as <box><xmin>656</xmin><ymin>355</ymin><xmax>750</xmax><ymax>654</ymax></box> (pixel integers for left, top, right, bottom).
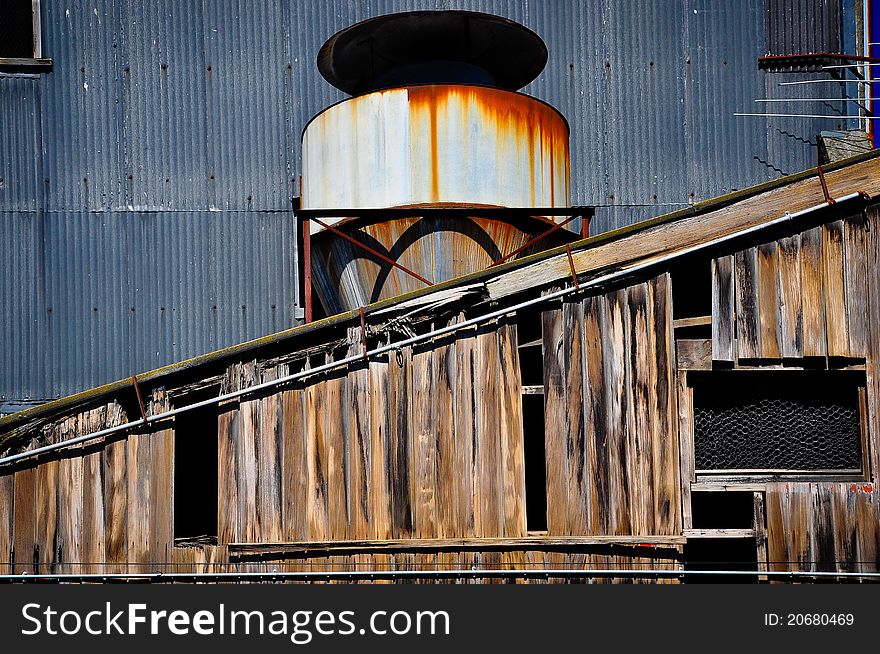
<box><xmin>0</xmin><ymin>402</ymin><xmax>172</xmax><ymax>574</ymax></box>
<box><xmin>230</xmin><ymin>541</ymin><xmax>683</xmax><ymax>584</ymax></box>
<box><xmin>765</xmin><ymin>482</ymin><xmax>880</xmax><ymax>573</ymax></box>
<box><xmin>216</xmin><ymin>316</ymin><xmax>526</xmax><ymax>544</ymax></box>
<box><xmin>543</xmin><ymin>274</ymin><xmax>680</xmax><ymax>537</ymax></box>
<box><xmin>714</xmin><ymin>214</ymin><xmax>870</xmax><ymax>363</ymax></box>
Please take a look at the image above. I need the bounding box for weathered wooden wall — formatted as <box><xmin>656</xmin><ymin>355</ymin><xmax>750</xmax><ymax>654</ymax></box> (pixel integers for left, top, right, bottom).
<box><xmin>766</xmin><ymin>482</ymin><xmax>879</xmax><ymax>573</ymax></box>
<box><xmin>542</xmin><ymin>273</ymin><xmax>681</xmax><ymax>537</ymax></box>
<box><xmin>0</xmin><ymin>398</ymin><xmax>180</xmax><ymax>575</ymax></box>
<box><xmin>3</xmin><ymin>206</ymin><xmax>880</xmax><ymax>579</ymax></box>
<box><xmin>711</xmin><ymin>213</ymin><xmax>871</xmax><ymax>363</ymax></box>
<box><xmin>217</xmin><ymin>318</ymin><xmax>527</xmax><ymax>545</ymax></box>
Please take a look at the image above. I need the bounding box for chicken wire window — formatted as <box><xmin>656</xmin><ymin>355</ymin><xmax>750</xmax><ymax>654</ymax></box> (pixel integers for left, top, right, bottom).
<box><xmin>693</xmin><ymin>372</ymin><xmax>864</xmax><ymax>473</ymax></box>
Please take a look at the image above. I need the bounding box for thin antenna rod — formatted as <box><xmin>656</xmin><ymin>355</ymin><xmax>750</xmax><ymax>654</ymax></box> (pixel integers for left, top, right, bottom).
<box><xmin>756</xmin><ymin>98</ymin><xmax>868</xmax><ymax>102</ymax></box>
<box><xmin>734</xmin><ymin>112</ymin><xmax>875</xmax><ymax>119</ymax></box>
<box><xmin>778</xmin><ymin>79</ymin><xmax>875</xmax><ymax>85</ymax></box>
<box><xmin>822</xmin><ymin>62</ymin><xmax>880</xmax><ymax>68</ymax></box>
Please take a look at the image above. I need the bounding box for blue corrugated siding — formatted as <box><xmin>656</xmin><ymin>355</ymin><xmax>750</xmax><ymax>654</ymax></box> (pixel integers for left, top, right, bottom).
<box><xmin>0</xmin><ymin>0</ymin><xmax>864</xmax><ymax>409</ymax></box>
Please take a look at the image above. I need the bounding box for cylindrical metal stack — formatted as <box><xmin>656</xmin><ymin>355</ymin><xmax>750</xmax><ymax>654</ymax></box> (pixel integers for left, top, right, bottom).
<box><xmin>301</xmin><ymin>10</ymin><xmax>574</xmax><ymax>315</ymax></box>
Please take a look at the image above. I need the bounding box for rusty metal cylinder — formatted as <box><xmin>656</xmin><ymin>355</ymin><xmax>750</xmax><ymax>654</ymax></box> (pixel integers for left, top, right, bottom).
<box><xmin>302</xmin><ymin>11</ymin><xmax>574</xmax><ymax>315</ymax></box>
<box><xmin>301</xmin><ymin>84</ymin><xmax>570</xmax><ymax>229</ymax></box>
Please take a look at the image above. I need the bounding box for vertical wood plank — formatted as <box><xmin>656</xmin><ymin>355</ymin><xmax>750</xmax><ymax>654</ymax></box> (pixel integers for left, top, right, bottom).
<box><xmin>627</xmin><ymin>283</ymin><xmax>654</xmax><ymax>536</ymax></box>
<box><xmin>777</xmin><ymin>234</ymin><xmax>803</xmax><ymax>359</ymax></box>
<box><xmin>388</xmin><ymin>345</ymin><xmax>413</xmax><ymax>538</ymax></box>
<box><xmin>12</xmin><ymin>466</ymin><xmax>36</xmax><ymax>574</ymax></box>
<box><xmin>305</xmin><ymin>357</ymin><xmax>329</xmax><ymax>541</ymax></box>
<box><xmin>542</xmin><ymin>301</ymin><xmax>568</xmax><ymax>535</ymax></box>
<box><xmin>82</xmin><ymin>445</ymin><xmax>106</xmax><ymax>575</ymax></box>
<box><xmin>347</xmin><ymin>337</ymin><xmax>371</xmax><ymax>540</ymax></box>
<box><xmin>843</xmin><ymin>216</ymin><xmax>869</xmax><ymax>357</ymax></box>
<box><xmin>411</xmin><ymin>343</ymin><xmax>437</xmax><ymax>538</ymax></box>
<box><xmin>651</xmin><ymin>274</ymin><xmax>680</xmax><ymax>535</ymax></box>
<box><xmin>710</xmin><ymin>255</ymin><xmax>735</xmax><ymax>362</ymax></box>
<box><xmin>676</xmin><ymin>374</ymin><xmax>695</xmax><ymax>531</ymax></box>
<box><xmin>475</xmin><ymin>324</ymin><xmax>502</xmax><ymax>537</ymax></box>
<box><xmin>756</xmin><ymin>242</ymin><xmax>781</xmax><ymax>359</ymax></box>
<box><xmin>369</xmin><ymin>351</ymin><xmax>393</xmax><ymax>540</ymax></box>
<box><xmin>452</xmin><ymin>325</ymin><xmax>476</xmax><ymax>538</ymax></box>
<box><xmin>753</xmin><ymin>492</ymin><xmax>768</xmax><ymax>580</ymax></box>
<box><xmin>104</xmin><ymin>435</ymin><xmax>128</xmax><ymax>572</ymax></box>
<box><xmin>256</xmin><ymin>369</ymin><xmax>283</xmax><ymax>542</ymax></box>
<box><xmin>800</xmin><ymin>226</ymin><xmax>827</xmax><ymax>357</ymax></box>
<box><xmin>35</xmin><ymin>458</ymin><xmax>58</xmax><ymax>575</ymax></box>
<box><xmin>563</xmin><ymin>301</ymin><xmax>588</xmax><ymax>536</ymax></box>
<box><xmin>237</xmin><ymin>365</ymin><xmax>259</xmax><ymax>542</ymax></box>
<box><xmin>734</xmin><ymin>247</ymin><xmax>760</xmax><ymax>359</ymax></box>
<box><xmin>125</xmin><ymin>428</ymin><xmax>150</xmax><ymax>572</ymax></box>
<box><xmin>865</xmin><ymin>207</ymin><xmax>880</xmax><ymax>484</ymax></box>
<box><xmin>216</xmin><ymin>401</ymin><xmax>240</xmax><ymax>545</ymax></box>
<box><xmin>605</xmin><ymin>288</ymin><xmax>632</xmax><ymax>535</ymax></box>
<box><xmin>499</xmin><ymin>319</ymin><xmax>526</xmax><ymax>537</ymax></box>
<box><xmin>0</xmin><ymin>473</ymin><xmax>13</xmax><ymax>574</ymax></box>
<box><xmin>823</xmin><ymin>220</ymin><xmax>849</xmax><ymax>357</ymax></box>
<box><xmin>143</xmin><ymin>394</ymin><xmax>171</xmax><ymax>573</ymax></box>
<box><xmin>582</xmin><ymin>294</ymin><xmax>605</xmax><ymax>535</ymax></box>
<box><xmin>434</xmin><ymin>323</ymin><xmax>457</xmax><ymax>538</ymax></box>
<box><xmin>325</xmin><ymin>366</ymin><xmax>348</xmax><ymax>541</ymax></box>
<box><xmin>281</xmin><ymin>384</ymin><xmax>307</xmax><ymax>542</ymax></box>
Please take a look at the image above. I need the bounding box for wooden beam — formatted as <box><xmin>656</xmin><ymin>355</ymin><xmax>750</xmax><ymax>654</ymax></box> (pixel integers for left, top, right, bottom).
<box><xmin>673</xmin><ymin>316</ymin><xmax>712</xmax><ymax>329</ymax></box>
<box><xmin>683</xmin><ymin>528</ymin><xmax>756</xmax><ymax>539</ymax></box>
<box><xmin>228</xmin><ymin>534</ymin><xmax>687</xmax><ymax>557</ymax></box>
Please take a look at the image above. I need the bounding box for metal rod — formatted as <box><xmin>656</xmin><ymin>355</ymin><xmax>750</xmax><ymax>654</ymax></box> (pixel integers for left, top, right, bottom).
<box><xmin>756</xmin><ymin>98</ymin><xmax>868</xmax><ymax>102</ymax></box>
<box><xmin>311</xmin><ymin>217</ymin><xmax>434</xmax><ymax>286</ymax></box>
<box><xmin>735</xmin><ymin>112</ymin><xmax>875</xmax><ymax>119</ymax></box>
<box><xmin>491</xmin><ymin>213</ymin><xmax>580</xmax><ymax>266</ymax></box>
<box><xmin>297</xmin><ymin>206</ymin><xmax>593</xmax><ymax>219</ymax></box>
<box><xmin>303</xmin><ymin>217</ymin><xmax>312</xmax><ymax>324</ymax></box>
<box><xmin>817</xmin><ymin>162</ymin><xmax>836</xmax><ymax>205</ymax></box>
<box><xmin>565</xmin><ymin>244</ymin><xmax>580</xmax><ymax>289</ymax></box>
<box><xmin>0</xmin><ymin>193</ymin><xmax>865</xmax><ymax>468</ymax></box>
<box><xmin>823</xmin><ymin>62</ymin><xmax>880</xmax><ymax>68</ymax></box>
<box><xmin>359</xmin><ymin>306</ymin><xmax>368</xmax><ymax>359</ymax></box>
<box><xmin>130</xmin><ymin>375</ymin><xmax>148</xmax><ymax>421</ymax></box>
<box><xmin>1</xmin><ymin>567</ymin><xmax>880</xmax><ymax>583</ymax></box>
<box><xmin>778</xmin><ymin>79</ymin><xmax>876</xmax><ymax>85</ymax></box>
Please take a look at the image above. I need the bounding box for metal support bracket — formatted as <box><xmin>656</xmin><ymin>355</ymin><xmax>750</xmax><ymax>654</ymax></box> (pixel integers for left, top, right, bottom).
<box><xmin>565</xmin><ymin>243</ymin><xmax>580</xmax><ymax>289</ymax></box>
<box><xmin>131</xmin><ymin>375</ymin><xmax>149</xmax><ymax>422</ymax></box>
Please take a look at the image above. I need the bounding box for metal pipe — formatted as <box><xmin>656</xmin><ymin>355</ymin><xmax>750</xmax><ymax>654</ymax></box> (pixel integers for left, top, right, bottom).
<box><xmin>735</xmin><ymin>112</ymin><xmax>876</xmax><ymax>119</ymax></box>
<box><xmin>0</xmin><ymin>193</ymin><xmax>865</xmax><ymax>468</ymax></box>
<box><xmin>778</xmin><ymin>79</ymin><xmax>875</xmax><ymax>85</ymax></box>
<box><xmin>303</xmin><ymin>216</ymin><xmax>312</xmax><ymax>323</ymax></box>
<box><xmin>1</xmin><ymin>567</ymin><xmax>880</xmax><ymax>583</ymax></box>
<box><xmin>756</xmin><ymin>98</ymin><xmax>868</xmax><ymax>102</ymax></box>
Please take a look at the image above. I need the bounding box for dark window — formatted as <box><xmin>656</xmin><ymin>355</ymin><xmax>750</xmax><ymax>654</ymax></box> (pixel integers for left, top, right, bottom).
<box><xmin>516</xmin><ymin>308</ymin><xmax>546</xmax><ymax>531</ymax></box>
<box><xmin>691</xmin><ymin>492</ymin><xmax>755</xmax><ymax>529</ymax></box>
<box><xmin>765</xmin><ymin>0</ymin><xmax>841</xmax><ymax>57</ymax></box>
<box><xmin>173</xmin><ymin>390</ymin><xmax>219</xmax><ymax>540</ymax></box>
<box><xmin>522</xmin><ymin>393</ymin><xmax>547</xmax><ymax>532</ymax></box>
<box><xmin>684</xmin><ymin>539</ymin><xmax>758</xmax><ymax>583</ymax></box>
<box><xmin>693</xmin><ymin>372</ymin><xmax>863</xmax><ymax>472</ymax></box>
<box><xmin>0</xmin><ymin>0</ymin><xmax>35</xmax><ymax>59</ymax></box>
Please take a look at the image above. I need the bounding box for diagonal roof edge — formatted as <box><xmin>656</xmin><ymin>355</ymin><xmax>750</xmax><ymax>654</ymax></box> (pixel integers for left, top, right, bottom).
<box><xmin>2</xmin><ymin>148</ymin><xmax>878</xmax><ymax>432</ymax></box>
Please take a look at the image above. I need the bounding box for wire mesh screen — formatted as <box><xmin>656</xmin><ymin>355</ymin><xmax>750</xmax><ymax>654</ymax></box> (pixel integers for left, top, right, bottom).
<box><xmin>0</xmin><ymin>0</ymin><xmax>34</xmax><ymax>58</ymax></box>
<box><xmin>693</xmin><ymin>373</ymin><xmax>862</xmax><ymax>471</ymax></box>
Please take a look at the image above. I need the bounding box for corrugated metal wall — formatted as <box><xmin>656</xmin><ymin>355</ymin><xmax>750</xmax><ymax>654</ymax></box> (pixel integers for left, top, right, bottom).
<box><xmin>0</xmin><ymin>0</ymin><xmax>857</xmax><ymax>410</ymax></box>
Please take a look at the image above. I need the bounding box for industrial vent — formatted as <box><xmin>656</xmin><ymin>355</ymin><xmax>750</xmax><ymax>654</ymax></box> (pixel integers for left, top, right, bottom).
<box><xmin>693</xmin><ymin>372</ymin><xmax>862</xmax><ymax>472</ymax></box>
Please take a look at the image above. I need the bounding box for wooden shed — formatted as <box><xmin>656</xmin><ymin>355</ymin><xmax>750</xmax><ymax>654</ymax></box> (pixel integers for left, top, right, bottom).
<box><xmin>2</xmin><ymin>151</ymin><xmax>880</xmax><ymax>582</ymax></box>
